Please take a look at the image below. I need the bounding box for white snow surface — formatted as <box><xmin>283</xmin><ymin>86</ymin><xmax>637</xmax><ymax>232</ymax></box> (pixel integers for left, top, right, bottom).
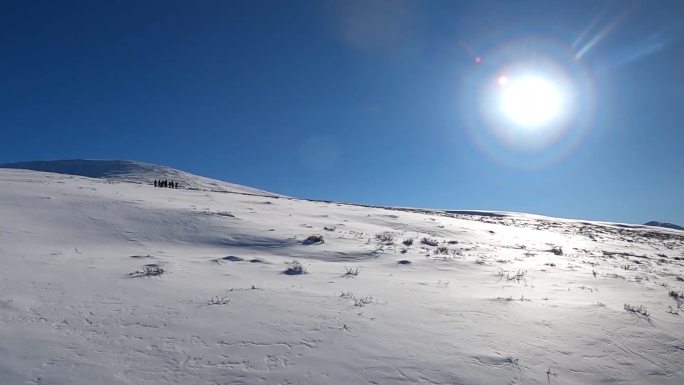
<box><xmin>1</xmin><ymin>167</ymin><xmax>683</xmax><ymax>385</ymax></box>
<box><xmin>0</xmin><ymin>159</ymin><xmax>280</xmax><ymax>196</ymax></box>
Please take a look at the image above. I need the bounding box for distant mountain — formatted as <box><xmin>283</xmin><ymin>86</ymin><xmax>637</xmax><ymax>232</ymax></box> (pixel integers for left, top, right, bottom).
<box><xmin>644</xmin><ymin>221</ymin><xmax>684</xmax><ymax>231</ymax></box>
<box><xmin>0</xmin><ymin>159</ymin><xmax>281</xmax><ymax>197</ymax></box>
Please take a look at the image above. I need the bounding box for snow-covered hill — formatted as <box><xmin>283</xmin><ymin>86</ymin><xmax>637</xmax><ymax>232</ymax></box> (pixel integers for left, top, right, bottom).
<box><xmin>0</xmin><ymin>159</ymin><xmax>280</xmax><ymax>196</ymax></box>
<box><xmin>1</xmin><ymin>165</ymin><xmax>683</xmax><ymax>385</ymax></box>
<box><xmin>644</xmin><ymin>221</ymin><xmax>684</xmax><ymax>231</ymax></box>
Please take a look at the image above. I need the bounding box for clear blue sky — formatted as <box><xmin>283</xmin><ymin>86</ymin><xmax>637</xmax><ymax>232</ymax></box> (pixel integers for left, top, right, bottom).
<box><xmin>2</xmin><ymin>0</ymin><xmax>683</xmax><ymax>225</ymax></box>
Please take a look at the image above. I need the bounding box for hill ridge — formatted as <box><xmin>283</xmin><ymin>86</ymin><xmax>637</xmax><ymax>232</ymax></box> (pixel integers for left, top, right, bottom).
<box><xmin>0</xmin><ymin>159</ymin><xmax>281</xmax><ymax>196</ymax></box>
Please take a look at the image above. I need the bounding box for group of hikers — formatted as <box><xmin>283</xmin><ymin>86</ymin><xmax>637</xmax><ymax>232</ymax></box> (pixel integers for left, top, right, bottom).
<box><xmin>154</xmin><ymin>179</ymin><xmax>179</xmax><ymax>189</ymax></box>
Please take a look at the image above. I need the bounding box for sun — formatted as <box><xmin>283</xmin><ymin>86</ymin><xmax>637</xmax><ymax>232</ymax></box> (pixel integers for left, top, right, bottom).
<box><xmin>467</xmin><ymin>38</ymin><xmax>595</xmax><ymax>160</ymax></box>
<box><xmin>497</xmin><ymin>75</ymin><xmax>565</xmax><ymax>128</ymax></box>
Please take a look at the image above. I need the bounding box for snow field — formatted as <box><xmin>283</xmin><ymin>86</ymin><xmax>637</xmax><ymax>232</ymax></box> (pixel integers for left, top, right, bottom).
<box><xmin>1</xmin><ymin>168</ymin><xmax>683</xmax><ymax>384</ymax></box>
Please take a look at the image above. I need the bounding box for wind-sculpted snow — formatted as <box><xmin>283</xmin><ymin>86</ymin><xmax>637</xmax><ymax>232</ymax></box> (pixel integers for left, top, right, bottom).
<box><xmin>1</xmin><ymin>168</ymin><xmax>683</xmax><ymax>385</ymax></box>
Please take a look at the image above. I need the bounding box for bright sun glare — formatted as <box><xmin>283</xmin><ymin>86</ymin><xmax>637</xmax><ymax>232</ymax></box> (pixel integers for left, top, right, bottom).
<box><xmin>497</xmin><ymin>75</ymin><xmax>564</xmax><ymax>128</ymax></box>
<box><xmin>471</xmin><ymin>39</ymin><xmax>593</xmax><ymax>159</ymax></box>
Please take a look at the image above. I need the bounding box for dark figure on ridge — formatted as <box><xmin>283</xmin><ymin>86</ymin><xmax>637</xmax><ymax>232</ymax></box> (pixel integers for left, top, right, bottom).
<box><xmin>153</xmin><ymin>179</ymin><xmax>180</xmax><ymax>189</ymax></box>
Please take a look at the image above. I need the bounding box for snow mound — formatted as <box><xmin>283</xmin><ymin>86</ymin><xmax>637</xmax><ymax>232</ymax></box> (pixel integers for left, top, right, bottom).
<box><xmin>0</xmin><ymin>159</ymin><xmax>280</xmax><ymax>196</ymax></box>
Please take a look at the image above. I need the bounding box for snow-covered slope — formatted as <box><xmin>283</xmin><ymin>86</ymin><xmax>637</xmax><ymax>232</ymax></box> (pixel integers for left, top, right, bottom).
<box><xmin>0</xmin><ymin>159</ymin><xmax>280</xmax><ymax>196</ymax></box>
<box><xmin>1</xmin><ymin>167</ymin><xmax>683</xmax><ymax>385</ymax></box>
